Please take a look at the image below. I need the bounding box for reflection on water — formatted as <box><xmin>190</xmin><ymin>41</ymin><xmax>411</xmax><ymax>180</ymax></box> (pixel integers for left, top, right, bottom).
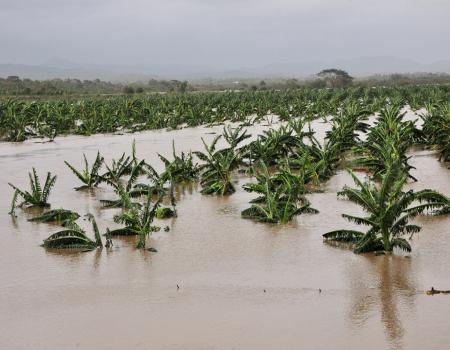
<box><xmin>347</xmin><ymin>255</ymin><xmax>416</xmax><ymax>349</ymax></box>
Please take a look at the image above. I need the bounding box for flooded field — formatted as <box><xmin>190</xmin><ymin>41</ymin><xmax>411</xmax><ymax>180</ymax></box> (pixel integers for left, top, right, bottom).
<box><xmin>0</xmin><ymin>120</ymin><xmax>449</xmax><ymax>350</ymax></box>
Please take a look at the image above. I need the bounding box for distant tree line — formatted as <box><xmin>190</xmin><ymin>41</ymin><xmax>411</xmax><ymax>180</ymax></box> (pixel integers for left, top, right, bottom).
<box><xmin>1</xmin><ymin>70</ymin><xmax>450</xmax><ymax>96</ymax></box>
<box><xmin>185</xmin><ymin>71</ymin><xmax>450</xmax><ymax>92</ymax></box>
<box><xmin>0</xmin><ymin>76</ymin><xmax>194</xmax><ymax>96</ymax></box>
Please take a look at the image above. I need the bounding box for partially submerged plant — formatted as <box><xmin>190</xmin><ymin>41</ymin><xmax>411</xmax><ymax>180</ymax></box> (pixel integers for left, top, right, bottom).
<box><xmin>354</xmin><ymin>105</ymin><xmax>419</xmax><ymax>181</ymax></box>
<box><xmin>1</xmin><ymin>86</ymin><xmax>449</xmax><ymax>143</ymax></box>
<box><xmin>299</xmin><ymin>136</ymin><xmax>341</xmax><ymax>181</ymax></box>
<box><xmin>155</xmin><ymin>206</ymin><xmax>176</xmax><ymax>219</ymax></box>
<box><xmin>325</xmin><ymin>103</ymin><xmax>370</xmax><ymax>153</ymax></box>
<box><xmin>109</xmin><ymin>187</ymin><xmax>162</xmax><ymax>249</ymax></box>
<box><xmin>248</xmin><ymin>125</ymin><xmax>297</xmax><ymax>166</ymax></box>
<box><xmin>102</xmin><ymin>152</ymin><xmax>134</xmax><ymax>181</ymax></box>
<box><xmin>323</xmin><ymin>161</ymin><xmax>449</xmax><ymax>254</ymax></box>
<box><xmin>421</xmin><ymin>103</ymin><xmax>450</xmax><ymax>162</ymax></box>
<box><xmin>102</xmin><ymin>140</ymin><xmax>151</xmax><ymax>182</ymax></box>
<box><xmin>29</xmin><ymin>209</ymin><xmax>80</xmax><ymax>223</ymax></box>
<box><xmin>64</xmin><ymin>151</ymin><xmax>104</xmax><ymax>190</ymax></box>
<box><xmin>194</xmin><ymin>133</ymin><xmax>244</xmax><ymax>195</ymax></box>
<box><xmin>100</xmin><ymin>159</ymin><xmax>152</xmax><ymax>208</ymax></box>
<box><xmin>222</xmin><ymin>125</ymin><xmax>251</xmax><ymax>150</ymax></box>
<box><xmin>242</xmin><ymin>161</ymin><xmax>318</xmax><ymax>224</ymax></box>
<box><xmin>42</xmin><ymin>214</ymin><xmax>104</xmax><ymax>250</ymax></box>
<box><xmin>158</xmin><ymin>141</ymin><xmax>199</xmax><ymax>183</ymax></box>
<box><xmin>8</xmin><ymin>168</ymin><xmax>57</xmax><ymax>215</ymax></box>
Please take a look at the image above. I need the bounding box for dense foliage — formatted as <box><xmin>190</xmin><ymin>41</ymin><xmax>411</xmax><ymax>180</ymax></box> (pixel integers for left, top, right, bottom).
<box><xmin>1</xmin><ymin>85</ymin><xmax>449</xmax><ymax>142</ymax></box>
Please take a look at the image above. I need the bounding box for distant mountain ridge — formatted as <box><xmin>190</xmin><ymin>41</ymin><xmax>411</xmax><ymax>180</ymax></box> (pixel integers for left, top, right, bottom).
<box><xmin>1</xmin><ymin>56</ymin><xmax>449</xmax><ymax>82</ymax></box>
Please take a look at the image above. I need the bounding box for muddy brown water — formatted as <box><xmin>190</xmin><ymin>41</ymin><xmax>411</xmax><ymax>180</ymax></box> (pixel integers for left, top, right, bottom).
<box><xmin>0</xmin><ymin>117</ymin><xmax>449</xmax><ymax>350</ymax></box>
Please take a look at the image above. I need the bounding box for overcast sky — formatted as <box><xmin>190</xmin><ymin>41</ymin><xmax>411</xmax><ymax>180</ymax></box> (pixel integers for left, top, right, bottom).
<box><xmin>1</xmin><ymin>0</ymin><xmax>449</xmax><ymax>67</ymax></box>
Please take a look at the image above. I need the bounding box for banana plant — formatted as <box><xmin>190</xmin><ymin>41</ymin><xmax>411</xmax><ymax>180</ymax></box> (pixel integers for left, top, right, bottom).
<box><xmin>1</xmin><ymin>86</ymin><xmax>450</xmax><ymax>143</ymax></box>
<box><xmin>100</xmin><ymin>159</ymin><xmax>158</xmax><ymax>208</ymax></box>
<box><xmin>194</xmin><ymin>136</ymin><xmax>242</xmax><ymax>195</ymax></box>
<box><xmin>64</xmin><ymin>151</ymin><xmax>104</xmax><ymax>190</ymax></box>
<box><xmin>157</xmin><ymin>141</ymin><xmax>199</xmax><ymax>183</ymax></box>
<box><xmin>222</xmin><ymin>125</ymin><xmax>251</xmax><ymax>150</ymax></box>
<box><xmin>109</xmin><ymin>186</ymin><xmax>162</xmax><ymax>249</ymax></box>
<box><xmin>102</xmin><ymin>141</ymin><xmax>151</xmax><ymax>181</ymax></box>
<box><xmin>242</xmin><ymin>161</ymin><xmax>318</xmax><ymax>224</ymax></box>
<box><xmin>42</xmin><ymin>214</ymin><xmax>104</xmax><ymax>249</ymax></box>
<box><xmin>354</xmin><ymin>104</ymin><xmax>420</xmax><ymax>181</ymax></box>
<box><xmin>323</xmin><ymin>161</ymin><xmax>449</xmax><ymax>254</ymax></box>
<box><xmin>8</xmin><ymin>168</ymin><xmax>57</xmax><ymax>215</ymax></box>
<box><xmin>421</xmin><ymin>103</ymin><xmax>450</xmax><ymax>162</ymax></box>
<box><xmin>29</xmin><ymin>209</ymin><xmax>80</xmax><ymax>223</ymax></box>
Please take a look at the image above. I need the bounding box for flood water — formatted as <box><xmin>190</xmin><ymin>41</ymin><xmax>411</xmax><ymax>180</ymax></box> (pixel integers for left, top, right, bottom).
<box><xmin>0</xmin><ymin>116</ymin><xmax>449</xmax><ymax>350</ymax></box>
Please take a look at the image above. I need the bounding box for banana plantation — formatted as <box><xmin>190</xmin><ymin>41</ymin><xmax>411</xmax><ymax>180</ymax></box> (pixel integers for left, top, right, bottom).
<box><xmin>0</xmin><ymin>85</ymin><xmax>449</xmax><ymax>146</ymax></box>
<box><xmin>6</xmin><ymin>85</ymin><xmax>449</xmax><ymax>254</ymax></box>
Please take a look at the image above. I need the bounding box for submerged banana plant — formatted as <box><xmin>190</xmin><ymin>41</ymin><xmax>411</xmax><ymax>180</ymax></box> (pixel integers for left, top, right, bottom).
<box><xmin>8</xmin><ymin>168</ymin><xmax>57</xmax><ymax>215</ymax></box>
<box><xmin>42</xmin><ymin>214</ymin><xmax>104</xmax><ymax>250</ymax></box>
<box><xmin>354</xmin><ymin>105</ymin><xmax>419</xmax><ymax>181</ymax></box>
<box><xmin>29</xmin><ymin>209</ymin><xmax>80</xmax><ymax>223</ymax></box>
<box><xmin>194</xmin><ymin>135</ymin><xmax>243</xmax><ymax>195</ymax></box>
<box><xmin>157</xmin><ymin>141</ymin><xmax>199</xmax><ymax>183</ymax></box>
<box><xmin>102</xmin><ymin>152</ymin><xmax>134</xmax><ymax>181</ymax></box>
<box><xmin>64</xmin><ymin>151</ymin><xmax>104</xmax><ymax>190</ymax></box>
<box><xmin>100</xmin><ymin>159</ymin><xmax>158</xmax><ymax>208</ymax></box>
<box><xmin>248</xmin><ymin>125</ymin><xmax>297</xmax><ymax>166</ymax></box>
<box><xmin>222</xmin><ymin>125</ymin><xmax>251</xmax><ymax>150</ymax></box>
<box><xmin>421</xmin><ymin>103</ymin><xmax>450</xmax><ymax>162</ymax></box>
<box><xmin>108</xmin><ymin>186</ymin><xmax>162</xmax><ymax>249</ymax></box>
<box><xmin>101</xmin><ymin>140</ymin><xmax>149</xmax><ymax>181</ymax></box>
<box><xmin>323</xmin><ymin>161</ymin><xmax>449</xmax><ymax>254</ymax></box>
<box><xmin>155</xmin><ymin>206</ymin><xmax>176</xmax><ymax>219</ymax></box>
<box><xmin>242</xmin><ymin>161</ymin><xmax>318</xmax><ymax>224</ymax></box>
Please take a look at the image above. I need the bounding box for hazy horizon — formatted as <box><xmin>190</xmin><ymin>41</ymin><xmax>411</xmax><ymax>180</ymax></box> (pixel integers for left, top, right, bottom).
<box><xmin>2</xmin><ymin>0</ymin><xmax>450</xmax><ymax>68</ymax></box>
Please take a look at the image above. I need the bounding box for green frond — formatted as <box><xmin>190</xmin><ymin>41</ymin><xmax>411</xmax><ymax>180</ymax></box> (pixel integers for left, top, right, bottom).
<box><xmin>323</xmin><ymin>229</ymin><xmax>365</xmax><ymax>242</ymax></box>
<box><xmin>391</xmin><ymin>238</ymin><xmax>412</xmax><ymax>252</ymax></box>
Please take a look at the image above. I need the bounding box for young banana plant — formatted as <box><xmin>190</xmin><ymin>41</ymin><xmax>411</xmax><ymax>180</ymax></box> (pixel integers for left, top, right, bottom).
<box><xmin>108</xmin><ymin>186</ymin><xmax>162</xmax><ymax>249</ymax></box>
<box><xmin>28</xmin><ymin>209</ymin><xmax>80</xmax><ymax>223</ymax></box>
<box><xmin>157</xmin><ymin>140</ymin><xmax>199</xmax><ymax>183</ymax></box>
<box><xmin>8</xmin><ymin>168</ymin><xmax>56</xmax><ymax>215</ymax></box>
<box><xmin>64</xmin><ymin>151</ymin><xmax>104</xmax><ymax>190</ymax></box>
<box><xmin>242</xmin><ymin>161</ymin><xmax>318</xmax><ymax>224</ymax></box>
<box><xmin>42</xmin><ymin>214</ymin><xmax>104</xmax><ymax>250</ymax></box>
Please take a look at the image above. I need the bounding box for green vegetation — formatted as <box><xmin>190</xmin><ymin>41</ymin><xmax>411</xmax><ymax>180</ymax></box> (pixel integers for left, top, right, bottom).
<box><xmin>42</xmin><ymin>215</ymin><xmax>104</xmax><ymax>249</ymax></box>
<box><xmin>29</xmin><ymin>209</ymin><xmax>80</xmax><ymax>223</ymax></box>
<box><xmin>323</xmin><ymin>162</ymin><xmax>448</xmax><ymax>253</ymax></box>
<box><xmin>0</xmin><ymin>76</ymin><xmax>194</xmax><ymax>96</ymax></box>
<box><xmin>354</xmin><ymin>105</ymin><xmax>419</xmax><ymax>181</ymax></box>
<box><xmin>6</xmin><ymin>83</ymin><xmax>449</xmax><ymax>255</ymax></box>
<box><xmin>8</xmin><ymin>168</ymin><xmax>56</xmax><ymax>214</ymax></box>
<box><xmin>421</xmin><ymin>103</ymin><xmax>450</xmax><ymax>162</ymax></box>
<box><xmin>65</xmin><ymin>152</ymin><xmax>104</xmax><ymax>190</ymax></box>
<box><xmin>2</xmin><ymin>73</ymin><xmax>450</xmax><ymax>97</ymax></box>
<box><xmin>109</xmin><ymin>187</ymin><xmax>161</xmax><ymax>249</ymax></box>
<box><xmin>194</xmin><ymin>126</ymin><xmax>248</xmax><ymax>195</ymax></box>
<box><xmin>157</xmin><ymin>142</ymin><xmax>199</xmax><ymax>183</ymax></box>
<box><xmin>155</xmin><ymin>207</ymin><xmax>176</xmax><ymax>219</ymax></box>
<box><xmin>242</xmin><ymin>161</ymin><xmax>318</xmax><ymax>224</ymax></box>
<box><xmin>0</xmin><ymin>85</ymin><xmax>449</xmax><ymax>142</ymax></box>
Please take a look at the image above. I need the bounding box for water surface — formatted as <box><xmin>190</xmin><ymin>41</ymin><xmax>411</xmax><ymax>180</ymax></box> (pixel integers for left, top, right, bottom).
<box><xmin>0</xmin><ymin>118</ymin><xmax>449</xmax><ymax>350</ymax></box>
